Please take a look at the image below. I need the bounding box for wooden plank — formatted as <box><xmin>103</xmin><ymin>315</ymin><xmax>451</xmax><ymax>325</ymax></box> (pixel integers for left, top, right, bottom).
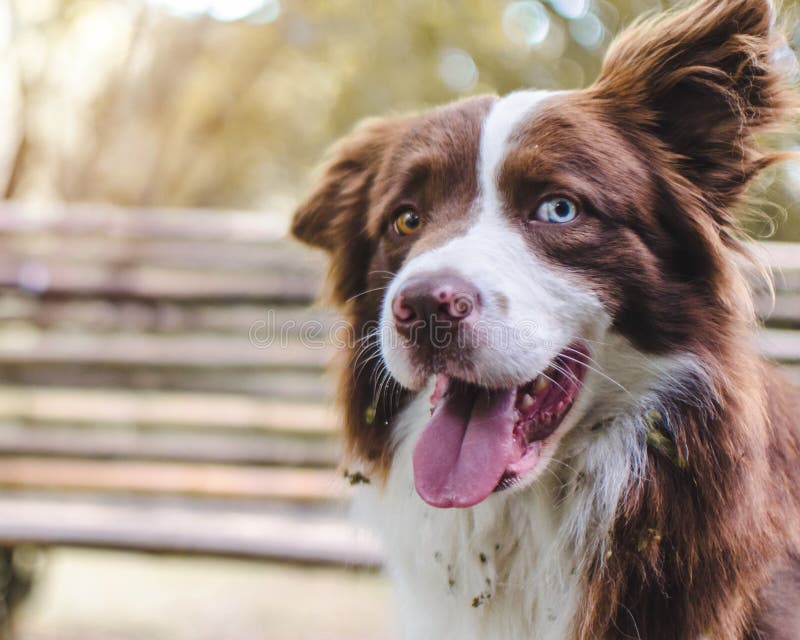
<box><xmin>757</xmin><ymin>328</ymin><xmax>800</xmax><ymax>363</ymax></box>
<box><xmin>0</xmin><ymin>386</ymin><xmax>338</xmax><ymax>434</ymax></box>
<box><xmin>0</xmin><ymin>330</ymin><xmax>333</xmax><ymax>369</ymax></box>
<box><xmin>0</xmin><ymin>422</ymin><xmax>340</xmax><ymax>466</ymax></box>
<box><xmin>0</xmin><ymin>363</ymin><xmax>333</xmax><ymax>400</ymax></box>
<box><xmin>753</xmin><ymin>241</ymin><xmax>800</xmax><ymax>272</ymax></box>
<box><xmin>754</xmin><ymin>292</ymin><xmax>800</xmax><ymax>327</ymax></box>
<box><xmin>0</xmin><ymin>261</ymin><xmax>320</xmax><ymax>302</ymax></box>
<box><xmin>0</xmin><ymin>493</ymin><xmax>382</xmax><ymax>567</ymax></box>
<box><xmin>0</xmin><ymin>202</ymin><xmax>290</xmax><ymax>243</ymax></box>
<box><xmin>0</xmin><ymin>456</ymin><xmax>349</xmax><ymax>502</ymax></box>
<box><xmin>0</xmin><ymin>234</ymin><xmax>326</xmax><ymax>272</ymax></box>
<box><xmin>781</xmin><ymin>364</ymin><xmax>800</xmax><ymax>386</ymax></box>
<box><xmin>746</xmin><ymin>244</ymin><xmax>800</xmax><ymax>302</ymax></box>
<box><xmin>0</xmin><ymin>294</ymin><xmax>337</xmax><ymax>335</ymax></box>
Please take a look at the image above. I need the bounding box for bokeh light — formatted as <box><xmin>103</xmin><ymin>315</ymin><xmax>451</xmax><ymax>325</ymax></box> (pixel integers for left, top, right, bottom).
<box><xmin>209</xmin><ymin>0</ymin><xmax>267</xmax><ymax>22</ymax></box>
<box><xmin>146</xmin><ymin>0</ymin><xmax>277</xmax><ymax>22</ymax></box>
<box><xmin>249</xmin><ymin>0</ymin><xmax>281</xmax><ymax>24</ymax></box>
<box><xmin>569</xmin><ymin>12</ymin><xmax>606</xmax><ymax>49</ymax></box>
<box><xmin>145</xmin><ymin>0</ymin><xmax>208</xmax><ymax>17</ymax></box>
<box><xmin>503</xmin><ymin>1</ymin><xmax>551</xmax><ymax>47</ymax></box>
<box><xmin>533</xmin><ymin>18</ymin><xmax>568</xmax><ymax>60</ymax></box>
<box><xmin>438</xmin><ymin>48</ymin><xmax>479</xmax><ymax>93</ymax></box>
<box><xmin>550</xmin><ymin>0</ymin><xmax>590</xmax><ymax>20</ymax></box>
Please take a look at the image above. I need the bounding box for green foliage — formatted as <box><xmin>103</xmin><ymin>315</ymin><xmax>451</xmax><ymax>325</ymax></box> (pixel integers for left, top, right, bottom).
<box><xmin>2</xmin><ymin>0</ymin><xmax>799</xmax><ymax>239</ymax></box>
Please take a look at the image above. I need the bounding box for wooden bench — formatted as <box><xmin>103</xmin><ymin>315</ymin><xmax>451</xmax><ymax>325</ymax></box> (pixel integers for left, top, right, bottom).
<box><xmin>0</xmin><ymin>202</ymin><xmax>797</xmax><ymax>587</ymax></box>
<box><xmin>0</xmin><ymin>202</ymin><xmax>383</xmax><ymax>580</ymax></box>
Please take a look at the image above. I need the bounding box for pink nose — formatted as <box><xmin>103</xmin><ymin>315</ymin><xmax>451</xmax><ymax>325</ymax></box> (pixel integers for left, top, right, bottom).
<box><xmin>391</xmin><ymin>271</ymin><xmax>480</xmax><ymax>339</ymax></box>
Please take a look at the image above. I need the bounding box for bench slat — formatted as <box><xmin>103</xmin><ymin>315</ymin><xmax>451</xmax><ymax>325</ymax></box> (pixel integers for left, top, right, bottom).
<box><xmin>0</xmin><ymin>235</ymin><xmax>325</xmax><ymax>272</ymax></box>
<box><xmin>0</xmin><ymin>295</ymin><xmax>336</xmax><ymax>335</ymax></box>
<box><xmin>0</xmin><ymin>330</ymin><xmax>332</xmax><ymax>369</ymax></box>
<box><xmin>0</xmin><ymin>493</ymin><xmax>381</xmax><ymax>567</ymax></box>
<box><xmin>0</xmin><ymin>386</ymin><xmax>337</xmax><ymax>434</ymax></box>
<box><xmin>0</xmin><ymin>456</ymin><xmax>349</xmax><ymax>502</ymax></box>
<box><xmin>0</xmin><ymin>262</ymin><xmax>320</xmax><ymax>303</ymax></box>
<box><xmin>757</xmin><ymin>328</ymin><xmax>800</xmax><ymax>363</ymax></box>
<box><xmin>0</xmin><ymin>204</ymin><xmax>290</xmax><ymax>243</ymax></box>
<box><xmin>0</xmin><ymin>364</ymin><xmax>333</xmax><ymax>400</ymax></box>
<box><xmin>0</xmin><ymin>423</ymin><xmax>340</xmax><ymax>467</ymax></box>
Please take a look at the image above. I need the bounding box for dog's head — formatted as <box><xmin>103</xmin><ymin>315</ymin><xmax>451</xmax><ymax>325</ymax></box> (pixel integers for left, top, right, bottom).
<box><xmin>292</xmin><ymin>0</ymin><xmax>792</xmax><ymax>508</ymax></box>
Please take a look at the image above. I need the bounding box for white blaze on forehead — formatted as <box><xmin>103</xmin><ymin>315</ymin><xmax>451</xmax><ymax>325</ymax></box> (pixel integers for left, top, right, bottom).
<box><xmin>479</xmin><ymin>90</ymin><xmax>556</xmax><ymax>210</ymax></box>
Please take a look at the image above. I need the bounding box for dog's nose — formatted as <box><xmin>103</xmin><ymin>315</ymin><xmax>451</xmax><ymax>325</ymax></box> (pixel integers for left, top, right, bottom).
<box><xmin>392</xmin><ymin>271</ymin><xmax>480</xmax><ymax>339</ymax></box>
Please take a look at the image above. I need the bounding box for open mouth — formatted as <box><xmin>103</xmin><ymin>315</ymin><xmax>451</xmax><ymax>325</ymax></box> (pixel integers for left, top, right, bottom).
<box><xmin>412</xmin><ymin>343</ymin><xmax>589</xmax><ymax>508</ymax></box>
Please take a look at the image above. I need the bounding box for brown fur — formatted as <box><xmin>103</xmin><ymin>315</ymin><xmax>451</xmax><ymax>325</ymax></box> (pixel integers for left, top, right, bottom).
<box><xmin>292</xmin><ymin>0</ymin><xmax>800</xmax><ymax>636</ymax></box>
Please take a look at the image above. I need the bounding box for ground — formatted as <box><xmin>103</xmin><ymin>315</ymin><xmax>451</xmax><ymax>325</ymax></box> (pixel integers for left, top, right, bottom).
<box><xmin>12</xmin><ymin>548</ymin><xmax>392</xmax><ymax>640</ymax></box>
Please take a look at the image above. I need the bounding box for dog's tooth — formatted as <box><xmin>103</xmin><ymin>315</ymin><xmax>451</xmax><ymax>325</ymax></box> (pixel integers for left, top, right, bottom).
<box><xmin>533</xmin><ymin>376</ymin><xmax>549</xmax><ymax>394</ymax></box>
<box><xmin>519</xmin><ymin>393</ymin><xmax>535</xmax><ymax>411</ymax></box>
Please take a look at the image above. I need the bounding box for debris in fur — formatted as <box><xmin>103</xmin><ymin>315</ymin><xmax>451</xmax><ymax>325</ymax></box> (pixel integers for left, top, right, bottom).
<box><xmin>471</xmin><ymin>591</ymin><xmax>492</xmax><ymax>608</ymax></box>
<box><xmin>479</xmin><ymin>553</ymin><xmax>487</xmax><ymax>563</ymax></box>
<box><xmin>343</xmin><ymin>469</ymin><xmax>371</xmax><ymax>485</ymax></box>
<box><xmin>645</xmin><ymin>410</ymin><xmax>688</xmax><ymax>469</ymax></box>
<box><xmin>364</xmin><ymin>392</ymin><xmax>383</xmax><ymax>426</ymax></box>
<box><xmin>637</xmin><ymin>528</ymin><xmax>663</xmax><ymax>553</ymax></box>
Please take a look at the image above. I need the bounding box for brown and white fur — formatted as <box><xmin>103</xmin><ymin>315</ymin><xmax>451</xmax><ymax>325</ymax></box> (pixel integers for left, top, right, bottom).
<box><xmin>291</xmin><ymin>1</ymin><xmax>800</xmax><ymax>638</ymax></box>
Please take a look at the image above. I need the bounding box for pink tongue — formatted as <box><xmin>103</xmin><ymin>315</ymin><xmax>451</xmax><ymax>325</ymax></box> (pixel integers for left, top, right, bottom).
<box><xmin>413</xmin><ymin>383</ymin><xmax>521</xmax><ymax>508</ymax></box>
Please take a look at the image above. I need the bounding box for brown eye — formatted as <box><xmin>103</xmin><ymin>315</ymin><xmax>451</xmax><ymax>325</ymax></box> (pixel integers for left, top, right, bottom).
<box><xmin>394</xmin><ymin>209</ymin><xmax>422</xmax><ymax>236</ymax></box>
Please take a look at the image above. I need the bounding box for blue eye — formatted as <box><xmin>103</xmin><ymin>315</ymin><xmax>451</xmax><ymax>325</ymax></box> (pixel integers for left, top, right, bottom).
<box><xmin>533</xmin><ymin>198</ymin><xmax>578</xmax><ymax>224</ymax></box>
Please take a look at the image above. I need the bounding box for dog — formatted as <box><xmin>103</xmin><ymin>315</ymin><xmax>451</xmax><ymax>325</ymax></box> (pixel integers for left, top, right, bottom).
<box><xmin>291</xmin><ymin>0</ymin><xmax>800</xmax><ymax>637</ymax></box>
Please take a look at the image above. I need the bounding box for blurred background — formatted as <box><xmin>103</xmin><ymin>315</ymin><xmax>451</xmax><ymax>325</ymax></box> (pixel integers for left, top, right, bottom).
<box><xmin>0</xmin><ymin>1</ymin><xmax>799</xmax><ymax>639</ymax></box>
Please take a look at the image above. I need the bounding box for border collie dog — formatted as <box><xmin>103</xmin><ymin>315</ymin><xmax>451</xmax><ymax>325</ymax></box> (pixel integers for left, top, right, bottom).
<box><xmin>292</xmin><ymin>1</ymin><xmax>800</xmax><ymax>637</ymax></box>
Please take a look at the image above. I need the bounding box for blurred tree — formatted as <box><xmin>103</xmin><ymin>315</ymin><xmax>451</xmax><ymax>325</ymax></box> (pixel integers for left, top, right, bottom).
<box><xmin>1</xmin><ymin>0</ymin><xmax>799</xmax><ymax>238</ymax></box>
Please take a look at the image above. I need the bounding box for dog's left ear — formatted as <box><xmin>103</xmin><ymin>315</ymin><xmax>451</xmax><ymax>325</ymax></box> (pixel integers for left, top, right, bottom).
<box><xmin>592</xmin><ymin>0</ymin><xmax>792</xmax><ymax>204</ymax></box>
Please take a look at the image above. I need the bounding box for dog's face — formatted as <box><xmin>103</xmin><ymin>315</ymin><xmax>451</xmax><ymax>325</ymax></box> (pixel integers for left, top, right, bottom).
<box><xmin>372</xmin><ymin>91</ymin><xmax>659</xmax><ymax>508</ymax></box>
<box><xmin>293</xmin><ymin>0</ymin><xmax>786</xmax><ymax>508</ymax></box>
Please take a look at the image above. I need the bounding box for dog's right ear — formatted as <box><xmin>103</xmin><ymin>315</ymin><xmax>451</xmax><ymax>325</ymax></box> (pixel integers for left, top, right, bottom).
<box><xmin>291</xmin><ymin>117</ymin><xmax>405</xmax><ymax>303</ymax></box>
<box><xmin>291</xmin><ymin>117</ymin><xmax>402</xmax><ymax>251</ymax></box>
<box><xmin>591</xmin><ymin>0</ymin><xmax>792</xmax><ymax>207</ymax></box>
